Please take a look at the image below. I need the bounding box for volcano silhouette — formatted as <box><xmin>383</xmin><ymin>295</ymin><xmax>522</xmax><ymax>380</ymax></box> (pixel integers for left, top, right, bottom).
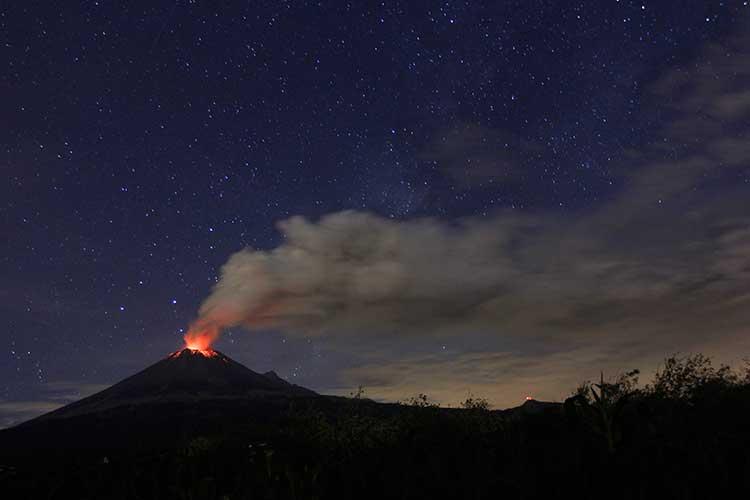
<box><xmin>0</xmin><ymin>349</ymin><xmax>319</xmax><ymax>450</ymax></box>
<box><xmin>38</xmin><ymin>348</ymin><xmax>317</xmax><ymax>421</ymax></box>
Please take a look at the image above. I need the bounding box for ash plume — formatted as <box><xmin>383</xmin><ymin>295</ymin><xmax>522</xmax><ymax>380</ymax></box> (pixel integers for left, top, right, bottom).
<box><xmin>184</xmin><ymin>26</ymin><xmax>750</xmax><ymax>352</ymax></box>
<box><xmin>186</xmin><ymin>210</ymin><xmax>529</xmax><ymax>345</ymax></box>
<box><xmin>184</xmin><ymin>202</ymin><xmax>749</xmax><ymax>349</ymax></box>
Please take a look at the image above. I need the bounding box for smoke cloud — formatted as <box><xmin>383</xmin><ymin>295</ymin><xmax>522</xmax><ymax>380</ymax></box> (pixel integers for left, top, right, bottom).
<box><xmin>185</xmin><ymin>200</ymin><xmax>749</xmax><ymax>349</ymax></box>
<box><xmin>185</xmin><ymin>23</ymin><xmax>750</xmax><ymax>404</ymax></box>
<box><xmin>186</xmin><ymin>211</ymin><xmax>530</xmax><ymax>345</ymax></box>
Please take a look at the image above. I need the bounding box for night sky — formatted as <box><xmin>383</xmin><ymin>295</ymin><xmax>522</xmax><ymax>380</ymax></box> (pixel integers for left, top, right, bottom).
<box><xmin>3</xmin><ymin>1</ymin><xmax>750</xmax><ymax>427</ymax></box>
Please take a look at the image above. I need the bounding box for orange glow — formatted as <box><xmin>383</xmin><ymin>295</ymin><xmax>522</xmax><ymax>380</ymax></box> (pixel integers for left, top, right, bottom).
<box><xmin>170</xmin><ymin>326</ymin><xmax>220</xmax><ymax>357</ymax></box>
<box><xmin>185</xmin><ymin>346</ymin><xmax>218</xmax><ymax>357</ymax></box>
<box><xmin>170</xmin><ymin>344</ymin><xmax>218</xmax><ymax>358</ymax></box>
<box><xmin>184</xmin><ymin>334</ymin><xmax>212</xmax><ymax>351</ymax></box>
<box><xmin>183</xmin><ymin>335</ymin><xmax>217</xmax><ymax>357</ymax></box>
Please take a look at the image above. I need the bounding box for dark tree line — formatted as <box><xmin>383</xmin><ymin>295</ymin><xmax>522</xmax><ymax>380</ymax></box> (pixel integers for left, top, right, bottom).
<box><xmin>2</xmin><ymin>354</ymin><xmax>750</xmax><ymax>499</ymax></box>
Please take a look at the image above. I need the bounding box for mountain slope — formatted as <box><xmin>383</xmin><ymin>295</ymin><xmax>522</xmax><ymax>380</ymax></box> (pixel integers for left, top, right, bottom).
<box><xmin>31</xmin><ymin>348</ymin><xmax>317</xmax><ymax>422</ymax></box>
<box><xmin>0</xmin><ymin>348</ymin><xmax>319</xmax><ymax>451</ymax></box>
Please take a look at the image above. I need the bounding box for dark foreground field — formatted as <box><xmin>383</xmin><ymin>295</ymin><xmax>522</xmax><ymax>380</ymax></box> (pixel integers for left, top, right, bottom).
<box><xmin>2</xmin><ymin>354</ymin><xmax>749</xmax><ymax>500</ymax></box>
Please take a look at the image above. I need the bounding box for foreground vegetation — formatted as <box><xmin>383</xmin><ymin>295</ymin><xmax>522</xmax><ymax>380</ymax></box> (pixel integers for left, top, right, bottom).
<box><xmin>3</xmin><ymin>354</ymin><xmax>750</xmax><ymax>499</ymax></box>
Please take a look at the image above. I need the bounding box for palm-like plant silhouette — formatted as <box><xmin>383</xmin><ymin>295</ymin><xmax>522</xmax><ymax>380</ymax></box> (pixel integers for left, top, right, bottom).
<box><xmin>567</xmin><ymin>370</ymin><xmax>639</xmax><ymax>453</ymax></box>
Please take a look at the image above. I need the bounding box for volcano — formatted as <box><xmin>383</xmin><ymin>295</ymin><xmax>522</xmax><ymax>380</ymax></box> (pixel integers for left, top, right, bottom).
<box><xmin>1</xmin><ymin>348</ymin><xmax>319</xmax><ymax>451</ymax></box>
<box><xmin>38</xmin><ymin>348</ymin><xmax>316</xmax><ymax>420</ymax></box>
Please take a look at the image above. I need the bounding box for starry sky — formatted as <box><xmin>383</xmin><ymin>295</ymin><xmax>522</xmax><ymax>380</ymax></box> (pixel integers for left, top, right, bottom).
<box><xmin>3</xmin><ymin>1</ymin><xmax>750</xmax><ymax>427</ymax></box>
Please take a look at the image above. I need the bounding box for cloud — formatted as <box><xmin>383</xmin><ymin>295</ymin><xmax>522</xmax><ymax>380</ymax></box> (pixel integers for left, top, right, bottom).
<box><xmin>339</xmin><ymin>313</ymin><xmax>750</xmax><ymax>408</ymax></box>
<box><xmin>189</xmin><ymin>211</ymin><xmax>527</xmax><ymax>341</ymax></box>
<box><xmin>0</xmin><ymin>382</ymin><xmax>109</xmax><ymax>429</ymax></box>
<box><xmin>339</xmin><ymin>348</ymin><xmax>629</xmax><ymax>407</ymax></box>
<box><xmin>0</xmin><ymin>401</ymin><xmax>63</xmax><ymax>429</ymax></box>
<box><xmin>712</xmin><ymin>227</ymin><xmax>750</xmax><ymax>287</ymax></box>
<box><xmin>419</xmin><ymin>123</ymin><xmax>539</xmax><ymax>188</ymax></box>
<box><xmin>187</xmin><ymin>20</ymin><xmax>750</xmax><ymax>406</ymax></box>
<box><xmin>191</xmin><ymin>198</ymin><xmax>748</xmax><ymax>347</ymax></box>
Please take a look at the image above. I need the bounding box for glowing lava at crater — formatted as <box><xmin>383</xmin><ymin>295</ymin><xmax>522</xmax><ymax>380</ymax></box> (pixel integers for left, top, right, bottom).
<box><xmin>185</xmin><ymin>346</ymin><xmax>218</xmax><ymax>358</ymax></box>
<box><xmin>169</xmin><ymin>329</ymin><xmax>219</xmax><ymax>358</ymax></box>
<box><xmin>169</xmin><ymin>345</ymin><xmax>219</xmax><ymax>358</ymax></box>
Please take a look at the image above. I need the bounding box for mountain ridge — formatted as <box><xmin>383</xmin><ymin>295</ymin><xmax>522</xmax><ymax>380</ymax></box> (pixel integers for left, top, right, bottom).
<box><xmin>24</xmin><ymin>348</ymin><xmax>317</xmax><ymax>424</ymax></box>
